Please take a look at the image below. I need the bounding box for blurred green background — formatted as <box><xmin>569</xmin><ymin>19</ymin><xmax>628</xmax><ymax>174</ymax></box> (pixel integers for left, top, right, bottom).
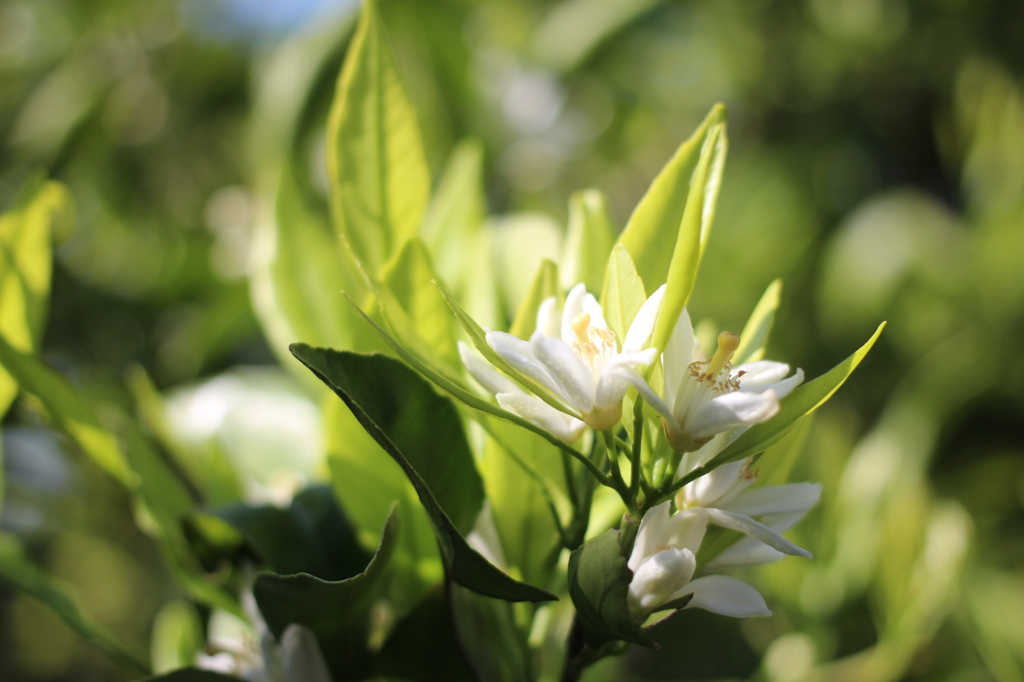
<box><xmin>2</xmin><ymin>0</ymin><xmax>1024</xmax><ymax>680</ymax></box>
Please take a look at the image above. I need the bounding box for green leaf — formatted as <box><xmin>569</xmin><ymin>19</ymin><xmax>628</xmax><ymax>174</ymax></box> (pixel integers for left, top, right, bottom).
<box><xmin>567</xmin><ymin>528</ymin><xmax>652</xmax><ymax>647</ymax></box>
<box><xmin>0</xmin><ymin>532</ymin><xmax>151</xmax><ymax>674</ymax></box>
<box><xmin>0</xmin><ymin>180</ymin><xmax>73</xmax><ymax>416</ymax></box>
<box><xmin>290</xmin><ymin>345</ymin><xmax>556</xmax><ymax>603</ymax></box>
<box><xmin>450</xmin><ymin>584</ymin><xmax>534</xmax><ymax>682</ymax></box>
<box><xmin>213</xmin><ymin>485</ymin><xmax>371</xmax><ymax>581</ymax></box>
<box><xmin>649</xmin><ymin>120</ymin><xmax>728</xmax><ymax>356</ymax></box>
<box><xmin>531</xmin><ymin>0</ymin><xmax>661</xmax><ymax>73</ymax></box>
<box><xmin>150</xmin><ymin>600</ymin><xmax>204</xmax><ymax>675</ymax></box>
<box><xmin>382</xmin><ymin>238</ymin><xmax>459</xmax><ymax>370</ymax></box>
<box><xmin>326</xmin><ymin>0</ymin><xmax>430</xmax><ymax>272</ymax></box>
<box><xmin>617</xmin><ymin>104</ymin><xmax>725</xmax><ymax>295</ymax></box>
<box><xmin>599</xmin><ymin>244</ymin><xmax>647</xmax><ymax>343</ymax></box>
<box><xmin>756</xmin><ymin>412</ymin><xmax>814</xmax><ymax>488</ymax></box>
<box><xmin>0</xmin><ymin>333</ymin><xmax>136</xmax><ymax>488</ymax></box>
<box><xmin>249</xmin><ymin>165</ymin><xmax>377</xmax><ymax>381</ymax></box>
<box><xmin>421</xmin><ymin>138</ymin><xmax>487</xmax><ymax>289</ymax></box>
<box><xmin>733</xmin><ymin>279</ymin><xmax>782</xmax><ymax>366</ymax></box>
<box><xmin>509</xmin><ymin>259</ymin><xmax>560</xmax><ymax>338</ymax></box>
<box><xmin>252</xmin><ymin>506</ymin><xmax>399</xmax><ymax>679</ymax></box>
<box><xmin>561</xmin><ymin>189</ymin><xmax>616</xmax><ymax>295</ymax></box>
<box><xmin>707</xmin><ymin>322</ymin><xmax>886</xmax><ymax>469</ymax></box>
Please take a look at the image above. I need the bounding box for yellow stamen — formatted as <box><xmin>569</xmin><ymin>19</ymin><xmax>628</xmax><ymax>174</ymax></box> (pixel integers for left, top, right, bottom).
<box><xmin>706</xmin><ymin>331</ymin><xmax>740</xmax><ymax>377</ymax></box>
<box><xmin>571</xmin><ymin>312</ymin><xmax>591</xmax><ymax>346</ymax></box>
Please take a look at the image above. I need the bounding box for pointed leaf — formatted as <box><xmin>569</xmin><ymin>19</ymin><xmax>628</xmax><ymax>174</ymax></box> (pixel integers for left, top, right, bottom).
<box><xmin>252</xmin><ymin>506</ymin><xmax>400</xmax><ymax>678</ymax></box>
<box><xmin>561</xmin><ymin>189</ymin><xmax>615</xmax><ymax>294</ymax></box>
<box><xmin>326</xmin><ymin>0</ymin><xmax>430</xmax><ymax>272</ymax></box>
<box><xmin>707</xmin><ymin>323</ymin><xmax>886</xmax><ymax>469</ymax></box>
<box><xmin>0</xmin><ymin>532</ymin><xmax>150</xmax><ymax>674</ymax></box>
<box><xmin>733</xmin><ymin>279</ymin><xmax>782</xmax><ymax>366</ymax></box>
<box><xmin>618</xmin><ymin>105</ymin><xmax>725</xmax><ymax>294</ymax></box>
<box><xmin>510</xmin><ymin>259</ymin><xmax>560</xmax><ymax>338</ymax></box>
<box><xmin>649</xmin><ymin>121</ymin><xmax>727</xmax><ymax>356</ymax></box>
<box><xmin>291</xmin><ymin>345</ymin><xmax>556</xmax><ymax>603</ymax></box>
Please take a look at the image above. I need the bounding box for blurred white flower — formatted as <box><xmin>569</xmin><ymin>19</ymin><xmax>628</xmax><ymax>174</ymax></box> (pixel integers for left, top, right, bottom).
<box><xmin>635</xmin><ymin>309</ymin><xmax>804</xmax><ymax>452</ymax></box>
<box><xmin>462</xmin><ymin>283</ymin><xmax>664</xmax><ymax>439</ymax></box>
<box><xmin>627</xmin><ymin>501</ymin><xmax>771</xmax><ymax>619</ymax></box>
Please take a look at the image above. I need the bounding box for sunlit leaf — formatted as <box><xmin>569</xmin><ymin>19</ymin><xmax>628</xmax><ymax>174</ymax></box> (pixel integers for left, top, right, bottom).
<box><xmin>326</xmin><ymin>0</ymin><xmax>430</xmax><ymax>272</ymax></box>
<box><xmin>510</xmin><ymin>259</ymin><xmax>560</xmax><ymax>338</ymax></box>
<box><xmin>600</xmin><ymin>244</ymin><xmax>647</xmax><ymax>343</ymax></box>
<box><xmin>0</xmin><ymin>333</ymin><xmax>136</xmax><ymax>488</ymax></box>
<box><xmin>291</xmin><ymin>345</ymin><xmax>556</xmax><ymax>603</ymax></box>
<box><xmin>150</xmin><ymin>600</ymin><xmax>204</xmax><ymax>675</ymax></box>
<box><xmin>617</xmin><ymin>104</ymin><xmax>724</xmax><ymax>295</ymax></box>
<box><xmin>733</xmin><ymin>279</ymin><xmax>782</xmax><ymax>366</ymax></box>
<box><xmin>707</xmin><ymin>323</ymin><xmax>886</xmax><ymax>469</ymax></box>
<box><xmin>649</xmin><ymin>121</ymin><xmax>727</xmax><ymax>356</ymax></box>
<box><xmin>561</xmin><ymin>189</ymin><xmax>616</xmax><ymax>295</ymax></box>
<box><xmin>0</xmin><ymin>532</ymin><xmax>150</xmax><ymax>674</ymax></box>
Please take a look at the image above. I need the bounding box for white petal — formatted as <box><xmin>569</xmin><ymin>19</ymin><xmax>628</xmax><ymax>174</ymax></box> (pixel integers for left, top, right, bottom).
<box><xmin>531</xmin><ymin>334</ymin><xmax>597</xmax><ymax>412</ymax></box>
<box><xmin>707</xmin><ymin>511</ymin><xmax>809</xmax><ymax>568</ymax></box>
<box><xmin>628</xmin><ymin>547</ymin><xmax>696</xmax><ymax>615</ymax></box>
<box><xmin>630</xmin><ymin>503</ymin><xmax>708</xmax><ymax>570</ymax></box>
<box><xmin>459</xmin><ymin>342</ymin><xmax>521</xmax><ymax>396</ymax></box>
<box><xmin>769</xmin><ymin>368</ymin><xmax>804</xmax><ymax>399</ymax></box>
<box><xmin>281</xmin><ymin>625</ymin><xmax>332</xmax><ymax>682</ymax></box>
<box><xmin>723</xmin><ymin>483</ymin><xmax>822</xmax><ymax>517</ymax></box>
<box><xmin>581</xmin><ymin>291</ymin><xmax>609</xmax><ymax>330</ymax></box>
<box><xmin>663</xmin><ymin>507</ymin><xmax>709</xmax><ymax>555</ymax></box>
<box><xmin>561</xmin><ymin>283</ymin><xmax>589</xmax><ymax>344</ymax></box>
<box><xmin>496</xmin><ymin>392</ymin><xmax>585</xmax><ymax>440</ymax></box>
<box><xmin>621</xmin><ymin>284</ymin><xmax>666</xmax><ymax>354</ymax></box>
<box><xmin>594</xmin><ymin>349</ymin><xmax>659</xmax><ymax>410</ymax></box>
<box><xmin>684</xmin><ymin>460</ymin><xmax>753</xmax><ymax>508</ymax></box>
<box><xmin>629</xmin><ymin>501</ymin><xmax>673</xmax><ymax>571</ymax></box>
<box><xmin>734</xmin><ymin>361</ymin><xmax>791</xmax><ymax>386</ymax></box>
<box><xmin>535</xmin><ymin>297</ymin><xmax>561</xmax><ymax>338</ymax></box>
<box><xmin>663</xmin><ymin>307</ymin><xmax>697</xmax><ymax>406</ymax></box>
<box><xmin>608</xmin><ymin>365</ymin><xmax>682</xmax><ymax>436</ymax></box>
<box><xmin>705</xmin><ymin>508</ymin><xmax>812</xmax><ymax>558</ymax></box>
<box><xmin>680</xmin><ymin>575</ymin><xmax>772</xmax><ymax>617</ymax></box>
<box><xmin>487</xmin><ymin>331</ymin><xmax>573</xmax><ymax>405</ymax></box>
<box><xmin>686</xmin><ymin>390</ymin><xmax>780</xmax><ymax>441</ymax></box>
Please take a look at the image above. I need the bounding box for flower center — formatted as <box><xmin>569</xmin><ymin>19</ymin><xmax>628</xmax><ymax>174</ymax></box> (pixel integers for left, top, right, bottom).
<box><xmin>688</xmin><ymin>331</ymin><xmax>742</xmax><ymax>394</ymax></box>
<box><xmin>571</xmin><ymin>312</ymin><xmax>617</xmax><ymax>377</ymax></box>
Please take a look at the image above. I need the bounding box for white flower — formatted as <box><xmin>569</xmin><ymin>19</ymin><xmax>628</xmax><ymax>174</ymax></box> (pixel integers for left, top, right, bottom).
<box><xmin>676</xmin><ymin>458</ymin><xmax>820</xmax><ymax>561</ymax></box>
<box><xmin>627</xmin><ymin>501</ymin><xmax>771</xmax><ymax>619</ymax></box>
<box><xmin>197</xmin><ymin>623</ymin><xmax>331</xmax><ymax>682</ymax></box>
<box><xmin>636</xmin><ymin>308</ymin><xmax>804</xmax><ymax>453</ymax></box>
<box><xmin>461</xmin><ymin>283</ymin><xmax>665</xmax><ymax>438</ymax></box>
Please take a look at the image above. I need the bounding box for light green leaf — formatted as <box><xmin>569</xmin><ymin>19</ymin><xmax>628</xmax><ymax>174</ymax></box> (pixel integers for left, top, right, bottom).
<box><xmin>755</xmin><ymin>412</ymin><xmax>814</xmax><ymax>488</ymax></box>
<box><xmin>291</xmin><ymin>346</ymin><xmax>556</xmax><ymax>603</ymax></box>
<box><xmin>649</xmin><ymin>121</ymin><xmax>727</xmax><ymax>356</ymax></box>
<box><xmin>421</xmin><ymin>138</ymin><xmax>487</xmax><ymax>289</ymax></box>
<box><xmin>531</xmin><ymin>0</ymin><xmax>661</xmax><ymax>73</ymax></box>
<box><xmin>733</xmin><ymin>279</ymin><xmax>782</xmax><ymax>366</ymax></box>
<box><xmin>0</xmin><ymin>180</ymin><xmax>73</xmax><ymax>416</ymax></box>
<box><xmin>617</xmin><ymin>104</ymin><xmax>725</xmax><ymax>294</ymax></box>
<box><xmin>249</xmin><ymin>165</ymin><xmax>377</xmax><ymax>381</ymax></box>
<box><xmin>326</xmin><ymin>0</ymin><xmax>430</xmax><ymax>273</ymax></box>
<box><xmin>599</xmin><ymin>244</ymin><xmax>647</xmax><ymax>343</ymax></box>
<box><xmin>150</xmin><ymin>600</ymin><xmax>203</xmax><ymax>675</ymax></box>
<box><xmin>0</xmin><ymin>532</ymin><xmax>150</xmax><ymax>674</ymax></box>
<box><xmin>510</xmin><ymin>259</ymin><xmax>560</xmax><ymax>338</ymax></box>
<box><xmin>706</xmin><ymin>323</ymin><xmax>886</xmax><ymax>469</ymax></box>
<box><xmin>0</xmin><ymin>333</ymin><xmax>136</xmax><ymax>488</ymax></box>
<box><xmin>383</xmin><ymin>238</ymin><xmax>459</xmax><ymax>370</ymax></box>
<box><xmin>561</xmin><ymin>189</ymin><xmax>616</xmax><ymax>295</ymax></box>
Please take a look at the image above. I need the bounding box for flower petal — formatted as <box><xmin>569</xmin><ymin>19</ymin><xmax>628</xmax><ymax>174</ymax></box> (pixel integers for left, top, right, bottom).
<box><xmin>561</xmin><ymin>283</ymin><xmax>589</xmax><ymax>344</ymax></box>
<box><xmin>734</xmin><ymin>360</ymin><xmax>791</xmax><ymax>386</ymax></box>
<box><xmin>621</xmin><ymin>284</ymin><xmax>666</xmax><ymax>354</ymax></box>
<box><xmin>581</xmin><ymin>291</ymin><xmax>609</xmax><ymax>331</ymax></box>
<box><xmin>686</xmin><ymin>389</ymin><xmax>780</xmax><ymax>441</ymax></box>
<box><xmin>705</xmin><ymin>508</ymin><xmax>812</xmax><ymax>558</ymax></box>
<box><xmin>628</xmin><ymin>547</ymin><xmax>696</xmax><ymax>616</ymax></box>
<box><xmin>662</xmin><ymin>307</ymin><xmax>697</xmax><ymax>410</ymax></box>
<box><xmin>535</xmin><ymin>297</ymin><xmax>561</xmax><ymax>338</ymax></box>
<box><xmin>532</xmin><ymin>333</ymin><xmax>597</xmax><ymax>412</ymax></box>
<box><xmin>487</xmin><ymin>330</ymin><xmax>573</xmax><ymax>405</ymax></box>
<box><xmin>281</xmin><ymin>625</ymin><xmax>333</xmax><ymax>682</ymax></box>
<box><xmin>723</xmin><ymin>483</ymin><xmax>822</xmax><ymax>517</ymax></box>
<box><xmin>606</xmin><ymin>365</ymin><xmax>682</xmax><ymax>436</ymax></box>
<box><xmin>496</xmin><ymin>392</ymin><xmax>585</xmax><ymax>440</ymax></box>
<box><xmin>678</xmin><ymin>575</ymin><xmax>771</xmax><ymax>617</ymax></box>
<box><xmin>459</xmin><ymin>342</ymin><xmax>521</xmax><ymax>396</ymax></box>
<box><xmin>629</xmin><ymin>500</ymin><xmax>673</xmax><ymax>571</ymax></box>
<box><xmin>707</xmin><ymin>512</ymin><xmax>807</xmax><ymax>567</ymax></box>
<box><xmin>684</xmin><ymin>460</ymin><xmax>754</xmax><ymax>508</ymax></box>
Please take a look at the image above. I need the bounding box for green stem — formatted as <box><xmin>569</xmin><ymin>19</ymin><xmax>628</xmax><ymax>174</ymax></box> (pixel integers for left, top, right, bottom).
<box><xmin>629</xmin><ymin>398</ymin><xmax>645</xmax><ymax>502</ymax></box>
<box><xmin>602</xmin><ymin>430</ymin><xmax>636</xmax><ymax>513</ymax></box>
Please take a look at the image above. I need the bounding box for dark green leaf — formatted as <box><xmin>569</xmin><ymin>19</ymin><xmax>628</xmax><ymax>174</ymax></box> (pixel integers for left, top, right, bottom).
<box><xmin>291</xmin><ymin>345</ymin><xmax>556</xmax><ymax>603</ymax></box>
<box><xmin>450</xmin><ymin>584</ymin><xmax>534</xmax><ymax>682</ymax></box>
<box><xmin>213</xmin><ymin>485</ymin><xmax>370</xmax><ymax>581</ymax></box>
